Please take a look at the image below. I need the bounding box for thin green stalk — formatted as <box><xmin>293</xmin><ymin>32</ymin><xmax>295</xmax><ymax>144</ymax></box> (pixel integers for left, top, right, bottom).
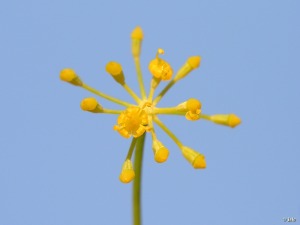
<box><xmin>82</xmin><ymin>83</ymin><xmax>133</xmax><ymax>107</ymax></box>
<box><xmin>200</xmin><ymin>114</ymin><xmax>211</xmax><ymax>120</ymax></box>
<box><xmin>126</xmin><ymin>138</ymin><xmax>138</xmax><ymax>160</ymax></box>
<box><xmin>123</xmin><ymin>83</ymin><xmax>142</xmax><ymax>104</ymax></box>
<box><xmin>152</xmin><ymin>79</ymin><xmax>176</xmax><ymax>106</ymax></box>
<box><xmin>133</xmin><ymin>133</ymin><xmax>146</xmax><ymax>225</ymax></box>
<box><xmin>134</xmin><ymin>57</ymin><xmax>147</xmax><ymax>99</ymax></box>
<box><xmin>153</xmin><ymin>107</ymin><xmax>186</xmax><ymax>115</ymax></box>
<box><xmin>153</xmin><ymin>116</ymin><xmax>183</xmax><ymax>148</ymax></box>
<box><xmin>148</xmin><ymin>77</ymin><xmax>161</xmax><ymax>102</ymax></box>
<box><xmin>102</xmin><ymin>109</ymin><xmax>123</xmax><ymax>114</ymax></box>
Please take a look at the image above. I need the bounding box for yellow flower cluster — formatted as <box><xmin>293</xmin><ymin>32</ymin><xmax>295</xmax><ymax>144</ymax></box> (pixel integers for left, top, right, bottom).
<box><xmin>60</xmin><ymin>26</ymin><xmax>241</xmax><ymax>184</ymax></box>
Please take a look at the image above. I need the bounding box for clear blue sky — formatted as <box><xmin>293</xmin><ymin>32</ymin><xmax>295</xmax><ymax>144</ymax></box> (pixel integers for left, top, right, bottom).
<box><xmin>1</xmin><ymin>0</ymin><xmax>299</xmax><ymax>225</ymax></box>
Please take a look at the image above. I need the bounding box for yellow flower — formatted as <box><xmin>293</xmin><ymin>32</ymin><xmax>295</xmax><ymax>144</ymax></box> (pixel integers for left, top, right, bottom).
<box><xmin>60</xmin><ymin>26</ymin><xmax>241</xmax><ymax>183</ymax></box>
<box><xmin>113</xmin><ymin>107</ymin><xmax>149</xmax><ymax>138</ymax></box>
<box><xmin>148</xmin><ymin>48</ymin><xmax>173</xmax><ymax>81</ymax></box>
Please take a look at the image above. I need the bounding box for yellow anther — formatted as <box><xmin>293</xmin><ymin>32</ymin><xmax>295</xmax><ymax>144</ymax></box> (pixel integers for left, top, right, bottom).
<box><xmin>60</xmin><ymin>68</ymin><xmax>83</xmax><ymax>86</ymax></box>
<box><xmin>131</xmin><ymin>26</ymin><xmax>143</xmax><ymax>57</ymax></box>
<box><xmin>105</xmin><ymin>61</ymin><xmax>125</xmax><ymax>85</ymax></box>
<box><xmin>174</xmin><ymin>56</ymin><xmax>201</xmax><ymax>81</ymax></box>
<box><xmin>148</xmin><ymin>49</ymin><xmax>173</xmax><ymax>81</ymax></box>
<box><xmin>181</xmin><ymin>146</ymin><xmax>206</xmax><ymax>169</ymax></box>
<box><xmin>210</xmin><ymin>114</ymin><xmax>241</xmax><ymax>128</ymax></box>
<box><xmin>119</xmin><ymin>159</ymin><xmax>135</xmax><ymax>183</ymax></box>
<box><xmin>114</xmin><ymin>107</ymin><xmax>149</xmax><ymax>138</ymax></box>
<box><xmin>80</xmin><ymin>97</ymin><xmax>103</xmax><ymax>113</ymax></box>
<box><xmin>152</xmin><ymin>139</ymin><xmax>169</xmax><ymax>163</ymax></box>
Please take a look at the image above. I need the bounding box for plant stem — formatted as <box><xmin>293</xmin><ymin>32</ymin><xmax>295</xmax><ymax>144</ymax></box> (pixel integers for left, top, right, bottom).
<box><xmin>152</xmin><ymin>79</ymin><xmax>176</xmax><ymax>106</ymax></box>
<box><xmin>81</xmin><ymin>83</ymin><xmax>133</xmax><ymax>107</ymax></box>
<box><xmin>132</xmin><ymin>133</ymin><xmax>146</xmax><ymax>225</ymax></box>
<box><xmin>134</xmin><ymin>57</ymin><xmax>147</xmax><ymax>100</ymax></box>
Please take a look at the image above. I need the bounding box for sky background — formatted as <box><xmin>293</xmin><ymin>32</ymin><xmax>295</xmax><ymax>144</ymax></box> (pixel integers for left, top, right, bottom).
<box><xmin>1</xmin><ymin>0</ymin><xmax>299</xmax><ymax>225</ymax></box>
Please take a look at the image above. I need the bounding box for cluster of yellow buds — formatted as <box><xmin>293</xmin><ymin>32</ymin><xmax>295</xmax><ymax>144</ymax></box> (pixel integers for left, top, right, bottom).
<box><xmin>60</xmin><ymin>26</ymin><xmax>241</xmax><ymax>184</ymax></box>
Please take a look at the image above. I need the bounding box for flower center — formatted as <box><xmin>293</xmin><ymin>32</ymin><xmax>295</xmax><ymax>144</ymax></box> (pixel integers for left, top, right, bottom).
<box><xmin>114</xmin><ymin>106</ymin><xmax>149</xmax><ymax>138</ymax></box>
<box><xmin>139</xmin><ymin>100</ymin><xmax>153</xmax><ymax>114</ymax></box>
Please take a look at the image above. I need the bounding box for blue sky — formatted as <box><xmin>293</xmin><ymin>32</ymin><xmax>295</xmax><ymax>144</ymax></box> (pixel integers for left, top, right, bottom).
<box><xmin>0</xmin><ymin>0</ymin><xmax>299</xmax><ymax>225</ymax></box>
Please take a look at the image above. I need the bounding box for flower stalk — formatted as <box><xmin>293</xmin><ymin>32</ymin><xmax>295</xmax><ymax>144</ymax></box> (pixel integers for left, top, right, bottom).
<box><xmin>133</xmin><ymin>133</ymin><xmax>146</xmax><ymax>225</ymax></box>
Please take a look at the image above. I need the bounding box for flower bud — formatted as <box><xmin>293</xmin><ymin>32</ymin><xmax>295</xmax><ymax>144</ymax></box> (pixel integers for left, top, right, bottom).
<box><xmin>152</xmin><ymin>139</ymin><xmax>169</xmax><ymax>163</ymax></box>
<box><xmin>105</xmin><ymin>61</ymin><xmax>125</xmax><ymax>85</ymax></box>
<box><xmin>80</xmin><ymin>97</ymin><xmax>103</xmax><ymax>113</ymax></box>
<box><xmin>119</xmin><ymin>159</ymin><xmax>135</xmax><ymax>183</ymax></box>
<box><xmin>148</xmin><ymin>48</ymin><xmax>173</xmax><ymax>81</ymax></box>
<box><xmin>60</xmin><ymin>68</ymin><xmax>83</xmax><ymax>86</ymax></box>
<box><xmin>174</xmin><ymin>56</ymin><xmax>201</xmax><ymax>81</ymax></box>
<box><xmin>131</xmin><ymin>26</ymin><xmax>143</xmax><ymax>57</ymax></box>
<box><xmin>210</xmin><ymin>114</ymin><xmax>241</xmax><ymax>128</ymax></box>
<box><xmin>181</xmin><ymin>146</ymin><xmax>206</xmax><ymax>169</ymax></box>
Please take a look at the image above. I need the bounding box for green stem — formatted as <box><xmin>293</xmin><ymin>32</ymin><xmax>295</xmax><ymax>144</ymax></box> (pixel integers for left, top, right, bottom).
<box><xmin>153</xmin><ymin>107</ymin><xmax>186</xmax><ymax>115</ymax></box>
<box><xmin>123</xmin><ymin>83</ymin><xmax>142</xmax><ymax>104</ymax></box>
<box><xmin>133</xmin><ymin>133</ymin><xmax>146</xmax><ymax>225</ymax></box>
<box><xmin>152</xmin><ymin>80</ymin><xmax>176</xmax><ymax>106</ymax></box>
<box><xmin>82</xmin><ymin>83</ymin><xmax>133</xmax><ymax>107</ymax></box>
<box><xmin>101</xmin><ymin>109</ymin><xmax>123</xmax><ymax>114</ymax></box>
<box><xmin>126</xmin><ymin>138</ymin><xmax>137</xmax><ymax>160</ymax></box>
<box><xmin>200</xmin><ymin>114</ymin><xmax>212</xmax><ymax>120</ymax></box>
<box><xmin>153</xmin><ymin>116</ymin><xmax>183</xmax><ymax>148</ymax></box>
<box><xmin>134</xmin><ymin>57</ymin><xmax>147</xmax><ymax>100</ymax></box>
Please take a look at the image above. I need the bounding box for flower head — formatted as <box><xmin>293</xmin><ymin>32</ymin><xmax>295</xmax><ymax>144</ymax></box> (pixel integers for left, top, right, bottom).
<box><xmin>60</xmin><ymin>26</ymin><xmax>241</xmax><ymax>183</ymax></box>
<box><xmin>149</xmin><ymin>48</ymin><xmax>173</xmax><ymax>81</ymax></box>
<box><xmin>113</xmin><ymin>107</ymin><xmax>149</xmax><ymax>138</ymax></box>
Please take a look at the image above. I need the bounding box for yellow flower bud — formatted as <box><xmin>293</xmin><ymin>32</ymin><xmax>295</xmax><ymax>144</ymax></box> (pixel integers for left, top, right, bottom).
<box><xmin>187</xmin><ymin>56</ymin><xmax>201</xmax><ymax>69</ymax></box>
<box><xmin>131</xmin><ymin>26</ymin><xmax>143</xmax><ymax>57</ymax></box>
<box><xmin>152</xmin><ymin>139</ymin><xmax>169</xmax><ymax>163</ymax></box>
<box><xmin>105</xmin><ymin>61</ymin><xmax>125</xmax><ymax>85</ymax></box>
<box><xmin>119</xmin><ymin>159</ymin><xmax>135</xmax><ymax>183</ymax></box>
<box><xmin>106</xmin><ymin>61</ymin><xmax>122</xmax><ymax>75</ymax></box>
<box><xmin>181</xmin><ymin>146</ymin><xmax>206</xmax><ymax>169</ymax></box>
<box><xmin>210</xmin><ymin>114</ymin><xmax>241</xmax><ymax>128</ymax></box>
<box><xmin>174</xmin><ymin>56</ymin><xmax>201</xmax><ymax>81</ymax></box>
<box><xmin>131</xmin><ymin>26</ymin><xmax>143</xmax><ymax>40</ymax></box>
<box><xmin>60</xmin><ymin>68</ymin><xmax>83</xmax><ymax>86</ymax></box>
<box><xmin>80</xmin><ymin>97</ymin><xmax>103</xmax><ymax>113</ymax></box>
